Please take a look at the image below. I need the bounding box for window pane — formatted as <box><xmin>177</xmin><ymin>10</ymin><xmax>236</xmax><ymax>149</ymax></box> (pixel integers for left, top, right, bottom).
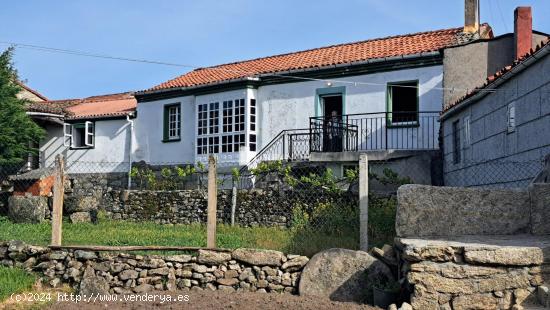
<box><xmin>389</xmin><ymin>82</ymin><xmax>418</xmax><ymax>123</ymax></box>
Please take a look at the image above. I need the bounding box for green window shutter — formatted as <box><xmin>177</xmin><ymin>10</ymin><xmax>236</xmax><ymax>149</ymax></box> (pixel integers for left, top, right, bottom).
<box><xmin>386</xmin><ymin>84</ymin><xmax>393</xmax><ymax>124</ymax></box>
<box><xmin>163</xmin><ymin>106</ymin><xmax>168</xmax><ymax>141</ymax></box>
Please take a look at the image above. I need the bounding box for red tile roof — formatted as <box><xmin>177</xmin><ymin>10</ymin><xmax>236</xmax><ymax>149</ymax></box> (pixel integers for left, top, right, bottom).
<box><xmin>442</xmin><ymin>37</ymin><xmax>550</xmax><ymax>115</ymax></box>
<box><xmin>148</xmin><ymin>25</ymin><xmax>492</xmax><ymax>92</ymax></box>
<box><xmin>27</xmin><ymin>92</ymin><xmax>136</xmax><ymax>120</ymax></box>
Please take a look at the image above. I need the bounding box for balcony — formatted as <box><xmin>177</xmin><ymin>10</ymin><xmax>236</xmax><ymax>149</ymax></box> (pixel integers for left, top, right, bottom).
<box><xmin>309</xmin><ymin>111</ymin><xmax>440</xmax><ymax>152</ymax></box>
<box><xmin>243</xmin><ymin>111</ymin><xmax>440</xmax><ymax>171</ymax></box>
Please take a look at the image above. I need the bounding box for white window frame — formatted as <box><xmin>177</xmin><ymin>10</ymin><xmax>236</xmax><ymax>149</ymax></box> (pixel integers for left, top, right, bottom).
<box><xmin>507</xmin><ymin>102</ymin><xmax>516</xmax><ymax>133</ymax></box>
<box><xmin>168</xmin><ymin>105</ymin><xmax>181</xmax><ymax>140</ymax></box>
<box><xmin>85</xmin><ymin>121</ymin><xmax>94</xmax><ymax>147</ymax></box>
<box><xmin>63</xmin><ymin>123</ymin><xmax>72</xmax><ymax>147</ymax></box>
<box><xmin>463</xmin><ymin>115</ymin><xmax>471</xmax><ymax>147</ymax></box>
<box><xmin>63</xmin><ymin>122</ymin><xmax>95</xmax><ymax>148</ymax></box>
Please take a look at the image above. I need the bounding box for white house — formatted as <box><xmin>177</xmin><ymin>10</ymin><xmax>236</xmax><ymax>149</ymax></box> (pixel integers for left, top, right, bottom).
<box><xmin>27</xmin><ymin>93</ymin><xmax>137</xmax><ymax>173</ymax></box>
<box><xmin>133</xmin><ymin>19</ymin><xmax>493</xmax><ymax>172</ymax></box>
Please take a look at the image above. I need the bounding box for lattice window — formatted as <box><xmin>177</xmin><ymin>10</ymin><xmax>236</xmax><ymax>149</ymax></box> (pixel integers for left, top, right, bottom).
<box><xmin>223</xmin><ymin>100</ymin><xmax>234</xmax><ymax>133</ymax></box>
<box><xmin>209</xmin><ymin>102</ymin><xmax>219</xmax><ymax>134</ymax></box>
<box><xmin>233</xmin><ymin>133</ymin><xmax>246</xmax><ymax>152</ymax></box>
<box><xmin>234</xmin><ymin>98</ymin><xmax>245</xmax><ymax>132</ymax></box>
<box><xmin>197</xmin><ymin>104</ymin><xmax>208</xmax><ymax>135</ymax></box>
<box><xmin>221</xmin><ymin>135</ymin><xmax>233</xmax><ymax>153</ymax></box>
<box><xmin>250</xmin><ymin>99</ymin><xmax>256</xmax><ymax>131</ymax></box>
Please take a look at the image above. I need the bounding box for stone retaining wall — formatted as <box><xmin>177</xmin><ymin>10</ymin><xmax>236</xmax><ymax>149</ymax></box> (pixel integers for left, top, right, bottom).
<box><xmin>395</xmin><ymin>236</ymin><xmax>549</xmax><ymax>309</ymax></box>
<box><xmin>102</xmin><ymin>189</ymin><xmax>295</xmax><ymax>227</ymax></box>
<box><xmin>0</xmin><ymin>240</ymin><xmax>308</xmax><ymax>295</ymax></box>
<box><xmin>394</xmin><ymin>183</ymin><xmax>550</xmax><ymax>309</ymax></box>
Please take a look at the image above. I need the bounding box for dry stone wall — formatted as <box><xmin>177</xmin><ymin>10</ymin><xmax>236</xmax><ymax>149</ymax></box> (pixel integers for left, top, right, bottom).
<box><xmin>0</xmin><ymin>240</ymin><xmax>308</xmax><ymax>295</ymax></box>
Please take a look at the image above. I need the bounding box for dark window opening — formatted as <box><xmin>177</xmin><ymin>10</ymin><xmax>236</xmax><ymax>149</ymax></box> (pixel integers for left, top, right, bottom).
<box><xmin>388</xmin><ymin>81</ymin><xmax>418</xmax><ymax>123</ymax></box>
<box><xmin>249</xmin><ymin>134</ymin><xmax>256</xmax><ymax>152</ymax></box>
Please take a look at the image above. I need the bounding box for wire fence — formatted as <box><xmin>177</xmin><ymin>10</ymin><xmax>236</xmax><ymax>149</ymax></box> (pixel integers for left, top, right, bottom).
<box><xmin>0</xmin><ymin>154</ymin><xmax>546</xmax><ymax>254</ymax></box>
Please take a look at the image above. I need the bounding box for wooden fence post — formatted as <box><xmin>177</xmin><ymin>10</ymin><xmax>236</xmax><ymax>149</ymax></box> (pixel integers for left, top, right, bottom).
<box><xmin>359</xmin><ymin>153</ymin><xmax>369</xmax><ymax>251</ymax></box>
<box><xmin>207</xmin><ymin>156</ymin><xmax>217</xmax><ymax>248</ymax></box>
<box><xmin>231</xmin><ymin>182</ymin><xmax>237</xmax><ymax>226</ymax></box>
<box><xmin>51</xmin><ymin>154</ymin><xmax>65</xmax><ymax>246</ymax></box>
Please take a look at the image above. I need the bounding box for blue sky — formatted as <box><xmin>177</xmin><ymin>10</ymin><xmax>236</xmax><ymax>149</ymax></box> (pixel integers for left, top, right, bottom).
<box><xmin>1</xmin><ymin>0</ymin><xmax>548</xmax><ymax>99</ymax></box>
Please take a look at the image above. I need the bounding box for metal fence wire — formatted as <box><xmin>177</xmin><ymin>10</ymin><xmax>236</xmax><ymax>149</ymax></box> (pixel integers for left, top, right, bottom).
<box><xmin>0</xmin><ymin>154</ymin><xmax>546</xmax><ymax>251</ymax></box>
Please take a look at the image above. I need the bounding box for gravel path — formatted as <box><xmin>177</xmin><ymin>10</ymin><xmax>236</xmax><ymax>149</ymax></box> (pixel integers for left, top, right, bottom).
<box><xmin>47</xmin><ymin>291</ymin><xmax>379</xmax><ymax>310</ymax></box>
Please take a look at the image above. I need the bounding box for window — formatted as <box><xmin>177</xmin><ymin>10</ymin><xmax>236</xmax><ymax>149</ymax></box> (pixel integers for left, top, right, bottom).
<box><xmin>64</xmin><ymin>121</ymin><xmax>94</xmax><ymax>148</ymax></box>
<box><xmin>208</xmin><ymin>136</ymin><xmax>219</xmax><ymax>154</ymax></box>
<box><xmin>198</xmin><ymin>104</ymin><xmax>208</xmax><ymax>135</ymax></box>
<box><xmin>250</xmin><ymin>99</ymin><xmax>256</xmax><ymax>131</ymax></box>
<box><xmin>223</xmin><ymin>100</ymin><xmax>233</xmax><ymax>133</ymax></box>
<box><xmin>463</xmin><ymin>116</ymin><xmax>471</xmax><ymax>147</ymax></box>
<box><xmin>249</xmin><ymin>134</ymin><xmax>256</xmax><ymax>152</ymax></box>
<box><xmin>163</xmin><ymin>104</ymin><xmax>181</xmax><ymax>141</ymax></box>
<box><xmin>221</xmin><ymin>135</ymin><xmax>233</xmax><ymax>153</ymax></box>
<box><xmin>234</xmin><ymin>99</ymin><xmax>245</xmax><ymax>132</ymax></box>
<box><xmin>452</xmin><ymin>120</ymin><xmax>461</xmax><ymax>164</ymax></box>
<box><xmin>234</xmin><ymin>133</ymin><xmax>246</xmax><ymax>152</ymax></box>
<box><xmin>387</xmin><ymin>81</ymin><xmax>419</xmax><ymax>124</ymax></box>
<box><xmin>507</xmin><ymin>102</ymin><xmax>516</xmax><ymax>133</ymax></box>
<box><xmin>197</xmin><ymin>137</ymin><xmax>207</xmax><ymax>155</ymax></box>
<box><xmin>209</xmin><ymin>102</ymin><xmax>219</xmax><ymax>134</ymax></box>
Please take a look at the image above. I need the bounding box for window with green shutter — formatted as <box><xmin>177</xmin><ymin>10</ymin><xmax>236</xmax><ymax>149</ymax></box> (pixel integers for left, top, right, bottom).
<box><xmin>163</xmin><ymin>103</ymin><xmax>181</xmax><ymax>142</ymax></box>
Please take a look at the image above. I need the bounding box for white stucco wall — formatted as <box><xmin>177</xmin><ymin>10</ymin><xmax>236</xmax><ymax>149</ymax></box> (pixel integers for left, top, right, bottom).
<box><xmin>39</xmin><ymin>118</ymin><xmax>133</xmax><ymax>173</ymax></box>
<box><xmin>133</xmin><ymin>65</ymin><xmax>444</xmax><ymax>167</ymax></box>
<box><xmin>134</xmin><ymin>95</ymin><xmax>195</xmax><ymax>164</ymax></box>
<box><xmin>257</xmin><ymin>65</ymin><xmax>443</xmax><ymax>149</ymax></box>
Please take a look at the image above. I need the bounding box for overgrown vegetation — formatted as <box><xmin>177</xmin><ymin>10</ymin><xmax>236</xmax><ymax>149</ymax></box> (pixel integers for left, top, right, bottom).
<box><xmin>130</xmin><ymin>162</ymin><xmax>207</xmax><ymax>190</ymax></box>
<box><xmin>0</xmin><ymin>266</ymin><xmax>36</xmax><ymax>301</ymax></box>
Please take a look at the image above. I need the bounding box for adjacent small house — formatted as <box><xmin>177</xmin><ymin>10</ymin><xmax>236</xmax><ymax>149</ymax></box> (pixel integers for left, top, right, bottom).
<box><xmin>441</xmin><ymin>7</ymin><xmax>550</xmax><ymax>188</ymax></box>
<box><xmin>26</xmin><ymin>93</ymin><xmax>137</xmax><ymax>173</ymax></box>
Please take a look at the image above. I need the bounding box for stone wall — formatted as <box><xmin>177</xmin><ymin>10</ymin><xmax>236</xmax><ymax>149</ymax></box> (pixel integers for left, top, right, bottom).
<box><xmin>395</xmin><ymin>184</ymin><xmax>550</xmax><ymax>237</ymax></box>
<box><xmin>396</xmin><ymin>236</ymin><xmax>549</xmax><ymax>309</ymax></box>
<box><xmin>394</xmin><ymin>183</ymin><xmax>550</xmax><ymax>309</ymax></box>
<box><xmin>0</xmin><ymin>240</ymin><xmax>308</xmax><ymax>294</ymax></box>
<box><xmin>101</xmin><ymin>188</ymin><xmax>346</xmax><ymax>227</ymax></box>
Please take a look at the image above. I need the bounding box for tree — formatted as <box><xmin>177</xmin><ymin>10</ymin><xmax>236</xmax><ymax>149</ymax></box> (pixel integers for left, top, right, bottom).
<box><xmin>0</xmin><ymin>47</ymin><xmax>45</xmax><ymax>164</ymax></box>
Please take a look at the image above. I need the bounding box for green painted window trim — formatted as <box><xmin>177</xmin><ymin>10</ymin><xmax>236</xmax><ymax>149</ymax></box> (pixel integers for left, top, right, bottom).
<box><xmin>163</xmin><ymin>103</ymin><xmax>181</xmax><ymax>142</ymax></box>
<box><xmin>315</xmin><ymin>86</ymin><xmax>346</xmax><ymax>118</ymax></box>
<box><xmin>386</xmin><ymin>80</ymin><xmax>419</xmax><ymax>127</ymax></box>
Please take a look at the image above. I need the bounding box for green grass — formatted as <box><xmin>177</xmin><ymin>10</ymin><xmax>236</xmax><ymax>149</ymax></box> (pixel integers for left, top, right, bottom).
<box><xmin>0</xmin><ymin>216</ymin><xmax>358</xmax><ymax>257</ymax></box>
<box><xmin>0</xmin><ymin>266</ymin><xmax>36</xmax><ymax>301</ymax></box>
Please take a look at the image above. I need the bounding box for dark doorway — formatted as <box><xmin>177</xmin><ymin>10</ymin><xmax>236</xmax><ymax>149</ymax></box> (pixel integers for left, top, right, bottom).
<box><xmin>321</xmin><ymin>95</ymin><xmax>343</xmax><ymax>152</ymax></box>
<box><xmin>322</xmin><ymin>95</ymin><xmax>343</xmax><ymax>120</ymax></box>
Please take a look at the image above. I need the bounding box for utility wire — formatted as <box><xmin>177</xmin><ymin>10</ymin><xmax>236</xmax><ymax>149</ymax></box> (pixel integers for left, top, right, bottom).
<box><xmin>494</xmin><ymin>0</ymin><xmax>509</xmax><ymax>33</ymax></box>
<box><xmin>0</xmin><ymin>40</ymin><xmax>536</xmax><ymax>95</ymax></box>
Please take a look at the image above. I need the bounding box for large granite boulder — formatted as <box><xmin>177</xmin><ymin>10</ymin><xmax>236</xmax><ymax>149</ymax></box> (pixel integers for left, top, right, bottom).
<box><xmin>299</xmin><ymin>248</ymin><xmax>394</xmax><ymax>302</ymax></box>
<box><xmin>8</xmin><ymin>195</ymin><xmax>47</xmax><ymax>223</ymax></box>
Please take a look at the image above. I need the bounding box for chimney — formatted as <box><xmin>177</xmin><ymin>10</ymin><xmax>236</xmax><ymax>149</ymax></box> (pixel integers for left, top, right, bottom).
<box><xmin>464</xmin><ymin>0</ymin><xmax>480</xmax><ymax>34</ymax></box>
<box><xmin>514</xmin><ymin>7</ymin><xmax>532</xmax><ymax>59</ymax></box>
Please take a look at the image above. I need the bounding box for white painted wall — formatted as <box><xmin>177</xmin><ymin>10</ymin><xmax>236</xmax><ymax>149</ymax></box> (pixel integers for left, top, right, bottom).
<box><xmin>134</xmin><ymin>95</ymin><xmax>195</xmax><ymax>164</ymax></box>
<box><xmin>133</xmin><ymin>65</ymin><xmax>443</xmax><ymax>167</ymax></box>
<box><xmin>257</xmin><ymin>65</ymin><xmax>443</xmax><ymax>149</ymax></box>
<box><xmin>39</xmin><ymin>118</ymin><xmax>133</xmax><ymax>173</ymax></box>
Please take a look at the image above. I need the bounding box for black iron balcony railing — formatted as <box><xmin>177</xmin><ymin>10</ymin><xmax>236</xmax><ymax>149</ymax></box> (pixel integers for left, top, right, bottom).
<box><xmin>309</xmin><ymin>111</ymin><xmax>440</xmax><ymax>151</ymax></box>
<box><xmin>309</xmin><ymin>119</ymin><xmax>358</xmax><ymax>153</ymax></box>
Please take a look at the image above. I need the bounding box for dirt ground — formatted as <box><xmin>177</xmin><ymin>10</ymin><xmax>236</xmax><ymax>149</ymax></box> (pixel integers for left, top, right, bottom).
<box><xmin>45</xmin><ymin>291</ymin><xmax>379</xmax><ymax>310</ymax></box>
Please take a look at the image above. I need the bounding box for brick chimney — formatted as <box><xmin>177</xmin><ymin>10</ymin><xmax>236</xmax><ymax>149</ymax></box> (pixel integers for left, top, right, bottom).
<box><xmin>464</xmin><ymin>0</ymin><xmax>480</xmax><ymax>34</ymax></box>
<box><xmin>514</xmin><ymin>7</ymin><xmax>532</xmax><ymax>59</ymax></box>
